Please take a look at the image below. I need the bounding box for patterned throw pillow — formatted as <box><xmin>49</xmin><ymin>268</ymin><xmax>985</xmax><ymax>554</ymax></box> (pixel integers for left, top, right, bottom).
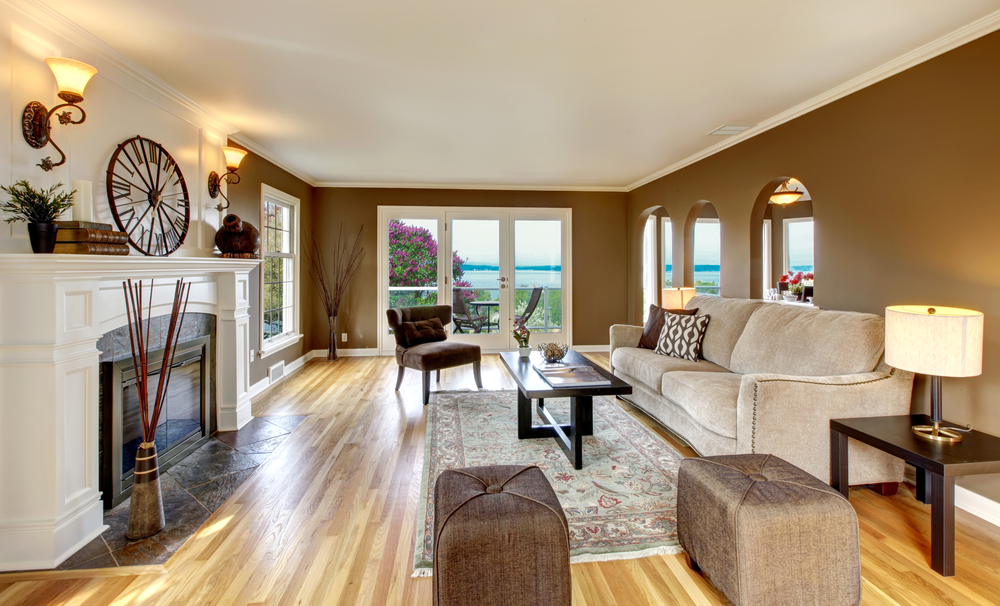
<box><xmin>654</xmin><ymin>313</ymin><xmax>711</xmax><ymax>361</ymax></box>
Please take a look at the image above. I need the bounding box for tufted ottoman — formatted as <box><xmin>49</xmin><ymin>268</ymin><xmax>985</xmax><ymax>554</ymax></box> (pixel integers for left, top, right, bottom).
<box><xmin>678</xmin><ymin>454</ymin><xmax>861</xmax><ymax>606</ymax></box>
<box><xmin>433</xmin><ymin>465</ymin><xmax>570</xmax><ymax>606</ymax></box>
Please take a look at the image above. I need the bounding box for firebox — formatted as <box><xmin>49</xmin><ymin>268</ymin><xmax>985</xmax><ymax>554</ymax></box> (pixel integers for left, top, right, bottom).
<box><xmin>100</xmin><ymin>335</ymin><xmax>213</xmax><ymax>509</ymax></box>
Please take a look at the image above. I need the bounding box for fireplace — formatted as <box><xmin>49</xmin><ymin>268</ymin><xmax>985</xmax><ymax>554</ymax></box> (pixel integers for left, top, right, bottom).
<box><xmin>99</xmin><ymin>316</ymin><xmax>217</xmax><ymax>510</ymax></box>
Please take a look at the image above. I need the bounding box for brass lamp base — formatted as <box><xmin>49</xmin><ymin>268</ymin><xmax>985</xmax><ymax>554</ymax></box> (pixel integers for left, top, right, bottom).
<box><xmin>912</xmin><ymin>422</ymin><xmax>964</xmax><ymax>443</ymax></box>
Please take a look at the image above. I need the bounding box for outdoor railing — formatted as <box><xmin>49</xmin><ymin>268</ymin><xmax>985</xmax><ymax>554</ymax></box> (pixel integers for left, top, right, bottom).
<box><xmin>694</xmin><ymin>285</ymin><xmax>721</xmax><ymax>296</ymax></box>
<box><xmin>388</xmin><ymin>285</ymin><xmax>563</xmax><ymax>333</ymax></box>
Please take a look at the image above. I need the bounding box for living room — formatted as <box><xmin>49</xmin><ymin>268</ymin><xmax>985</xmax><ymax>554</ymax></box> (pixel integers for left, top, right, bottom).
<box><xmin>1</xmin><ymin>2</ymin><xmax>1000</xmax><ymax>605</ymax></box>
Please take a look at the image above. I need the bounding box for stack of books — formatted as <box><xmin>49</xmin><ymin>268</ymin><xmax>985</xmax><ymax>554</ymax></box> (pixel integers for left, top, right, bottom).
<box><xmin>53</xmin><ymin>221</ymin><xmax>130</xmax><ymax>255</ymax></box>
<box><xmin>533</xmin><ymin>361</ymin><xmax>612</xmax><ymax>388</ymax></box>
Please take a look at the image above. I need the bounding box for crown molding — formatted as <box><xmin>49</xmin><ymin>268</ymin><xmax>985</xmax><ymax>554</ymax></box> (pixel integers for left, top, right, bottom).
<box><xmin>4</xmin><ymin>0</ymin><xmax>238</xmax><ymax>134</ymax></box>
<box><xmin>227</xmin><ymin>134</ymin><xmax>318</xmax><ymax>186</ymax></box>
<box><xmin>626</xmin><ymin>9</ymin><xmax>1000</xmax><ymax>191</ymax></box>
<box><xmin>313</xmin><ymin>181</ymin><xmax>628</xmax><ymax>192</ymax></box>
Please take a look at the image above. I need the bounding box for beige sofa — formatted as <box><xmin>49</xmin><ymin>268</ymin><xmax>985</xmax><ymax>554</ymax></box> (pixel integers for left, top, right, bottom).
<box><xmin>610</xmin><ymin>296</ymin><xmax>914</xmax><ymax>486</ymax></box>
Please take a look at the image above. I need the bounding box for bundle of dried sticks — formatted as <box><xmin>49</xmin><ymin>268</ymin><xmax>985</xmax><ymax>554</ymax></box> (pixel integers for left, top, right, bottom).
<box><xmin>122</xmin><ymin>278</ymin><xmax>192</xmax><ymax>445</ymax></box>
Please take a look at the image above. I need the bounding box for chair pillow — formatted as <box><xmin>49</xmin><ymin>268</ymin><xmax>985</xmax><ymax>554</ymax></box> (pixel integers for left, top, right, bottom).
<box><xmin>639</xmin><ymin>305</ymin><xmax>698</xmax><ymax>349</ymax></box>
<box><xmin>654</xmin><ymin>313</ymin><xmax>711</xmax><ymax>362</ymax></box>
<box><xmin>402</xmin><ymin>318</ymin><xmax>447</xmax><ymax>347</ymax></box>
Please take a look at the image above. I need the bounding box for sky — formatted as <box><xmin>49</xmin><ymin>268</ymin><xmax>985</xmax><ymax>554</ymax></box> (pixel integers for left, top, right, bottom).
<box><xmin>398</xmin><ymin>218</ymin><xmax>561</xmax><ymax>267</ymax></box>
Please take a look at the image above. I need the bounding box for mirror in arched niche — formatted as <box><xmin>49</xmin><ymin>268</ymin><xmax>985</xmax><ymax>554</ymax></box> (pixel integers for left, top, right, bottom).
<box><xmin>749</xmin><ymin>178</ymin><xmax>814</xmax><ymax>301</ymax></box>
<box><xmin>638</xmin><ymin>206</ymin><xmax>671</xmax><ymax>320</ymax></box>
<box><xmin>684</xmin><ymin>201</ymin><xmax>721</xmax><ymax>296</ymax></box>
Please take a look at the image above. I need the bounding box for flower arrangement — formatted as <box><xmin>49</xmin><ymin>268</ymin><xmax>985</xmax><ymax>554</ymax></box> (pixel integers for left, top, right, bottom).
<box><xmin>512</xmin><ymin>317</ymin><xmax>530</xmax><ymax>348</ymax></box>
<box><xmin>779</xmin><ymin>271</ymin><xmax>814</xmax><ymax>296</ymax></box>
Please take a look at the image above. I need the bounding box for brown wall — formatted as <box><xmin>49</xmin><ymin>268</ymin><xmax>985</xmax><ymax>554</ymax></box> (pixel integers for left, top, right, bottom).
<box><xmin>224</xmin><ymin>143</ymin><xmax>316</xmax><ymax>385</ymax></box>
<box><xmin>309</xmin><ymin>188</ymin><xmax>629</xmax><ymax>350</ymax></box>
<box><xmin>628</xmin><ymin>30</ymin><xmax>1000</xmax><ymax>499</ymax></box>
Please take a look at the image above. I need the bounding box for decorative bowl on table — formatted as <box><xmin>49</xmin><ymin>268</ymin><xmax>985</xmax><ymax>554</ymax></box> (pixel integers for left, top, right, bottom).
<box><xmin>537</xmin><ymin>342</ymin><xmax>570</xmax><ymax>363</ymax></box>
<box><xmin>782</xmin><ymin>293</ymin><xmax>798</xmax><ymax>302</ymax></box>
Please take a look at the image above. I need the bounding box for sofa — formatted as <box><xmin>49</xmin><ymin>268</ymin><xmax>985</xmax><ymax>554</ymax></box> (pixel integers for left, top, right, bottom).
<box><xmin>610</xmin><ymin>296</ymin><xmax>914</xmax><ymax>486</ymax></box>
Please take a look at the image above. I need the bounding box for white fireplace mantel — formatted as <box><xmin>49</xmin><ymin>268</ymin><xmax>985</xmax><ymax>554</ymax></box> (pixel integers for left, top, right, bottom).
<box><xmin>0</xmin><ymin>254</ymin><xmax>259</xmax><ymax>571</ymax></box>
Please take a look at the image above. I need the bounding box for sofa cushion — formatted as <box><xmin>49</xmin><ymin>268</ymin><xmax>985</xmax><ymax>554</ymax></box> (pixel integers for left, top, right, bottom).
<box><xmin>685</xmin><ymin>296</ymin><xmax>766</xmax><ymax>370</ymax></box>
<box><xmin>612</xmin><ymin>347</ymin><xmax>728</xmax><ymax>394</ymax></box>
<box><xmin>654</xmin><ymin>313</ymin><xmax>710</xmax><ymax>361</ymax></box>
<box><xmin>660</xmin><ymin>371</ymin><xmax>743</xmax><ymax>439</ymax></box>
<box><xmin>639</xmin><ymin>305</ymin><xmax>698</xmax><ymax>349</ymax></box>
<box><xmin>730</xmin><ymin>304</ymin><xmax>885</xmax><ymax>376</ymax></box>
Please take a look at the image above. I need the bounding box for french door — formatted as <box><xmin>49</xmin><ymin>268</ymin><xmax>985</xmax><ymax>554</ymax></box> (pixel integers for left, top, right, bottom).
<box><xmin>378</xmin><ymin>207</ymin><xmax>571</xmax><ymax>355</ymax></box>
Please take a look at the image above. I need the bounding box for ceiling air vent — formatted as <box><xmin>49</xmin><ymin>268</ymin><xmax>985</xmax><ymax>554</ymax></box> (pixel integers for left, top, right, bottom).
<box><xmin>707</xmin><ymin>124</ymin><xmax>756</xmax><ymax>136</ymax></box>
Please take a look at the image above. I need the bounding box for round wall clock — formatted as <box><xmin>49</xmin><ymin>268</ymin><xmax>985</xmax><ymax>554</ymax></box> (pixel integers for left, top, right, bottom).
<box><xmin>106</xmin><ymin>135</ymin><xmax>190</xmax><ymax>256</ymax></box>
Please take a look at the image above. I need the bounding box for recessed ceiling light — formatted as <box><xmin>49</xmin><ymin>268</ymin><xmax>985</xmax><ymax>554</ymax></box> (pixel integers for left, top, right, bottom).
<box><xmin>707</xmin><ymin>124</ymin><xmax>756</xmax><ymax>136</ymax></box>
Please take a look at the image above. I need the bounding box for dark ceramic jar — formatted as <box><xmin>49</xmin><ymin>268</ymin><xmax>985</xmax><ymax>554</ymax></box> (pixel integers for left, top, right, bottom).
<box><xmin>215</xmin><ymin>214</ymin><xmax>260</xmax><ymax>256</ymax></box>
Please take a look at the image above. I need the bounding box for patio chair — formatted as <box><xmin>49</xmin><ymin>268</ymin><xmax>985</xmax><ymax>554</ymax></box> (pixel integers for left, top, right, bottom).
<box><xmin>452</xmin><ymin>291</ymin><xmax>486</xmax><ymax>334</ymax></box>
<box><xmin>516</xmin><ymin>287</ymin><xmax>544</xmax><ymax>325</ymax></box>
<box><xmin>387</xmin><ymin>305</ymin><xmax>483</xmax><ymax>405</ymax></box>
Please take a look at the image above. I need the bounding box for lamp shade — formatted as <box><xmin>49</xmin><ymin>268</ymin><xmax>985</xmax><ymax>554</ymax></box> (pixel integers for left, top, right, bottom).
<box><xmin>44</xmin><ymin>57</ymin><xmax>97</xmax><ymax>104</ymax></box>
<box><xmin>662</xmin><ymin>287</ymin><xmax>697</xmax><ymax>309</ymax></box>
<box><xmin>222</xmin><ymin>147</ymin><xmax>248</xmax><ymax>170</ymax></box>
<box><xmin>769</xmin><ymin>190</ymin><xmax>804</xmax><ymax>205</ymax></box>
<box><xmin>885</xmin><ymin>305</ymin><xmax>983</xmax><ymax>377</ymax></box>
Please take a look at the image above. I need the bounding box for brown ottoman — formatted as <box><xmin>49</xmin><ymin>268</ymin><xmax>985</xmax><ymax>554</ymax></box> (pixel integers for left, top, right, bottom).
<box><xmin>678</xmin><ymin>454</ymin><xmax>861</xmax><ymax>606</ymax></box>
<box><xmin>433</xmin><ymin>465</ymin><xmax>570</xmax><ymax>606</ymax></box>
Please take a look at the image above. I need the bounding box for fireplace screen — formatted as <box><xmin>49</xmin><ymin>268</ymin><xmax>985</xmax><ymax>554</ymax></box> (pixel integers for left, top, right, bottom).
<box><xmin>101</xmin><ymin>336</ymin><xmax>211</xmax><ymax>509</ymax></box>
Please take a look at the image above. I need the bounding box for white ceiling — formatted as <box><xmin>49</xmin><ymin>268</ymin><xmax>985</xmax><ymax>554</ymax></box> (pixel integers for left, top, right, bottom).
<box><xmin>41</xmin><ymin>0</ymin><xmax>1000</xmax><ymax>189</ymax></box>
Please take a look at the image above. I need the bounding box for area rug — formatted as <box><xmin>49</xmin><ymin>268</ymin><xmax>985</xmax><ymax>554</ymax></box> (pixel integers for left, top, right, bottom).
<box><xmin>413</xmin><ymin>390</ymin><xmax>684</xmax><ymax>577</ymax></box>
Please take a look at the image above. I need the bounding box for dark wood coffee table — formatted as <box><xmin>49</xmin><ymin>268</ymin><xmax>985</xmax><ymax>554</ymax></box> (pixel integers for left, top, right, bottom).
<box><xmin>499</xmin><ymin>350</ymin><xmax>632</xmax><ymax>469</ymax></box>
<box><xmin>831</xmin><ymin>415</ymin><xmax>1000</xmax><ymax>576</ymax></box>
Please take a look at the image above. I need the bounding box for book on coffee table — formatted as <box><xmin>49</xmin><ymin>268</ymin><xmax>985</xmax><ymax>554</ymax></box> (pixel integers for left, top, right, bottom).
<box><xmin>533</xmin><ymin>365</ymin><xmax>612</xmax><ymax>388</ymax></box>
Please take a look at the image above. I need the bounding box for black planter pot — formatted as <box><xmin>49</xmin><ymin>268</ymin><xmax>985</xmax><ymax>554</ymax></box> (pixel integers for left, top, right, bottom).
<box><xmin>27</xmin><ymin>223</ymin><xmax>59</xmax><ymax>253</ymax></box>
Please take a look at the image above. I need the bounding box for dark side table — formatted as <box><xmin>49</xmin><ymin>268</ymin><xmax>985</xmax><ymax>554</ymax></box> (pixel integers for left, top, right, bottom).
<box><xmin>831</xmin><ymin>415</ymin><xmax>1000</xmax><ymax>576</ymax></box>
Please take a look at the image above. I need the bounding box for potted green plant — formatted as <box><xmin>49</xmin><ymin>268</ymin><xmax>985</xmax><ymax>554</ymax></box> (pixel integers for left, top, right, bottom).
<box><xmin>0</xmin><ymin>180</ymin><xmax>75</xmax><ymax>253</ymax></box>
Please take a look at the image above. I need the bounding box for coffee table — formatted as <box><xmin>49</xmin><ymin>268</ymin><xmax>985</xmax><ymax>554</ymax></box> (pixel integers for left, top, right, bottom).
<box><xmin>831</xmin><ymin>414</ymin><xmax>1000</xmax><ymax>576</ymax></box>
<box><xmin>499</xmin><ymin>350</ymin><xmax>632</xmax><ymax>469</ymax></box>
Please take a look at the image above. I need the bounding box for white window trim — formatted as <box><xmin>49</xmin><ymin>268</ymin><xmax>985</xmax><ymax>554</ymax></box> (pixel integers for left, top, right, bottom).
<box><xmin>782</xmin><ymin>217</ymin><xmax>813</xmax><ymax>275</ymax></box>
<box><xmin>642</xmin><ymin>215</ymin><xmax>657</xmax><ymax>320</ymax></box>
<box><xmin>259</xmin><ymin>184</ymin><xmax>302</xmax><ymax>359</ymax></box>
<box><xmin>762</xmin><ymin>219</ymin><xmax>772</xmax><ymax>293</ymax></box>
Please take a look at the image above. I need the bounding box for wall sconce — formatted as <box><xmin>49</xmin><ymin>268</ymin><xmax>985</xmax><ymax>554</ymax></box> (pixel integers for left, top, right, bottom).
<box><xmin>22</xmin><ymin>58</ymin><xmax>98</xmax><ymax>171</ymax></box>
<box><xmin>769</xmin><ymin>179</ymin><xmax>804</xmax><ymax>205</ymax></box>
<box><xmin>208</xmin><ymin>146</ymin><xmax>248</xmax><ymax>212</ymax></box>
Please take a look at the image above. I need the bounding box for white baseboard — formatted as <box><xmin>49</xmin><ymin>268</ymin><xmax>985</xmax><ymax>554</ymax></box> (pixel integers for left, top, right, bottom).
<box><xmin>956</xmin><ymin>486</ymin><xmax>1000</xmax><ymax>529</ymax></box>
<box><xmin>308</xmin><ymin>348</ymin><xmax>379</xmax><ymax>358</ymax></box>
<box><xmin>248</xmin><ymin>347</ymin><xmax>325</xmax><ymax>400</ymax></box>
<box><xmin>572</xmin><ymin>345</ymin><xmax>609</xmax><ymax>353</ymax></box>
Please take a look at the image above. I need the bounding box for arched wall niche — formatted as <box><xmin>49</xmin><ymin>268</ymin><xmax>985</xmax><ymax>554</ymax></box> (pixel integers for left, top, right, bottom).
<box><xmin>633</xmin><ymin>205</ymin><xmax>666</xmax><ymax>318</ymax></box>
<box><xmin>683</xmin><ymin>200</ymin><xmax>715</xmax><ymax>290</ymax></box>
<box><xmin>749</xmin><ymin>178</ymin><xmax>813</xmax><ymax>299</ymax></box>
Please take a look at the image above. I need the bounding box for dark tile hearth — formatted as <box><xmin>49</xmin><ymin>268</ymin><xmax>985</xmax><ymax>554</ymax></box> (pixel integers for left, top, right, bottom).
<box><xmin>35</xmin><ymin>414</ymin><xmax>308</xmax><ymax>572</ymax></box>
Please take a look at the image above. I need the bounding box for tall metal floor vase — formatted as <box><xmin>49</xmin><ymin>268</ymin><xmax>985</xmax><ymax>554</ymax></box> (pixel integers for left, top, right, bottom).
<box><xmin>122</xmin><ymin>278</ymin><xmax>191</xmax><ymax>540</ymax></box>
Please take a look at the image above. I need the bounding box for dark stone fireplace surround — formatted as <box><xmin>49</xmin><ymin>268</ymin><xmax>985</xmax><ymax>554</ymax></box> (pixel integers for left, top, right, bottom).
<box><xmin>97</xmin><ymin>313</ymin><xmax>218</xmax><ymax>509</ymax></box>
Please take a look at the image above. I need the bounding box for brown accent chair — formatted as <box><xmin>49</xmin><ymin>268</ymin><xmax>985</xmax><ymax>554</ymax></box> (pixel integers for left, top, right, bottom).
<box><xmin>434</xmin><ymin>465</ymin><xmax>571</xmax><ymax>606</ymax></box>
<box><xmin>387</xmin><ymin>305</ymin><xmax>483</xmax><ymax>405</ymax></box>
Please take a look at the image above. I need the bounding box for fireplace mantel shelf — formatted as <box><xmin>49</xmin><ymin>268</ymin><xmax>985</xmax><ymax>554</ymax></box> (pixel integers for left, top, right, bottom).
<box><xmin>0</xmin><ymin>254</ymin><xmax>260</xmax><ymax>278</ymax></box>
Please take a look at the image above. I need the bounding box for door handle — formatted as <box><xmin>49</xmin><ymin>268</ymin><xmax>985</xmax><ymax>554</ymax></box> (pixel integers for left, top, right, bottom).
<box><xmin>499</xmin><ymin>276</ymin><xmax>508</xmax><ymax>282</ymax></box>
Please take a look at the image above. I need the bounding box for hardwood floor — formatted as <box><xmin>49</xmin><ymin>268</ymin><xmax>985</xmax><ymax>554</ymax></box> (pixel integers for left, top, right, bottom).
<box><xmin>2</xmin><ymin>353</ymin><xmax>999</xmax><ymax>605</ymax></box>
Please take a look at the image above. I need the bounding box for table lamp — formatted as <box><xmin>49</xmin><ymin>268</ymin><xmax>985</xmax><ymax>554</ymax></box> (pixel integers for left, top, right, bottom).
<box><xmin>885</xmin><ymin>305</ymin><xmax>984</xmax><ymax>443</ymax></box>
<box><xmin>662</xmin><ymin>287</ymin><xmax>697</xmax><ymax>309</ymax></box>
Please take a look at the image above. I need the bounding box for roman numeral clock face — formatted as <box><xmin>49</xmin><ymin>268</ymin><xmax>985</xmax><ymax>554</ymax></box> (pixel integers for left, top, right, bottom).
<box><xmin>106</xmin><ymin>136</ymin><xmax>190</xmax><ymax>256</ymax></box>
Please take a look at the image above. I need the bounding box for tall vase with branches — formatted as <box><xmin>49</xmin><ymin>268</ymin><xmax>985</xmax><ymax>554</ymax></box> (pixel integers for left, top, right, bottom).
<box><xmin>122</xmin><ymin>278</ymin><xmax>191</xmax><ymax>539</ymax></box>
<box><xmin>305</xmin><ymin>224</ymin><xmax>365</xmax><ymax>361</ymax></box>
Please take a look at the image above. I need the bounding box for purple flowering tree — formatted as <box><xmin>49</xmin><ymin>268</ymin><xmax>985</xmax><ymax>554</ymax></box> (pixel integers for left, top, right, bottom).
<box><xmin>388</xmin><ymin>219</ymin><xmax>480</xmax><ymax>308</ymax></box>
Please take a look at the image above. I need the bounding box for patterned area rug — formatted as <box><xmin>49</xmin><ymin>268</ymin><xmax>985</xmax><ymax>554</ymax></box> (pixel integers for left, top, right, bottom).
<box><xmin>413</xmin><ymin>390</ymin><xmax>684</xmax><ymax>576</ymax></box>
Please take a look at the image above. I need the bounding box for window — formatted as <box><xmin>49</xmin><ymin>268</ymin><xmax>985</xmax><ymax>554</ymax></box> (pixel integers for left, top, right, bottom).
<box><xmin>783</xmin><ymin>218</ymin><xmax>814</xmax><ymax>275</ymax></box>
<box><xmin>260</xmin><ymin>185</ymin><xmax>301</xmax><ymax>356</ymax></box>
<box><xmin>661</xmin><ymin>217</ymin><xmax>672</xmax><ymax>288</ymax></box>
<box><xmin>641</xmin><ymin>215</ymin><xmax>657</xmax><ymax>320</ymax></box>
<box><xmin>693</xmin><ymin>218</ymin><xmax>720</xmax><ymax>295</ymax></box>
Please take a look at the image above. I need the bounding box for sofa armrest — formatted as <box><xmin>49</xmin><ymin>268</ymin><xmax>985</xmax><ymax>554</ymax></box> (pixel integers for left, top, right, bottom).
<box><xmin>609</xmin><ymin>325</ymin><xmax>643</xmax><ymax>371</ymax></box>
<box><xmin>735</xmin><ymin>361</ymin><xmax>915</xmax><ymax>483</ymax></box>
